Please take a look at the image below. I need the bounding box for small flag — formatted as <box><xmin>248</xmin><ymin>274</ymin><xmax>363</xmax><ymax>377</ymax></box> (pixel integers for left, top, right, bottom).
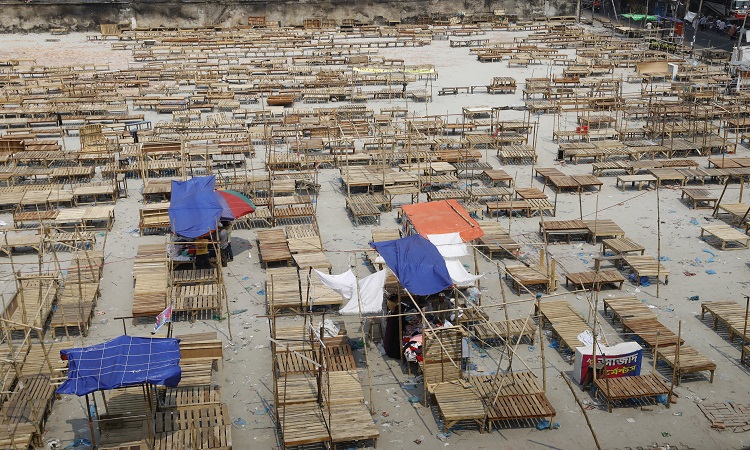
<box><xmin>154</xmin><ymin>306</ymin><xmax>172</xmax><ymax>333</ymax></box>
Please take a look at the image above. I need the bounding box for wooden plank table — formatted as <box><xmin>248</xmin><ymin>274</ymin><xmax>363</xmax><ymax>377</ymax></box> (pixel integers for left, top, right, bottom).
<box><xmin>616</xmin><ymin>174</ymin><xmax>656</xmax><ymax>191</ymax></box>
<box><xmin>472</xmin><ymin>318</ymin><xmax>537</xmax><ymax>344</ymax></box>
<box><xmin>603</xmin><ymin>296</ymin><xmax>656</xmax><ymax>330</ymax></box>
<box><xmin>594</xmin><ymin>373</ymin><xmax>669</xmax><ymax>412</ymax></box>
<box><xmin>682</xmin><ymin>188</ymin><xmax>718</xmax><ymax>209</ymax></box>
<box><xmin>622</xmin><ymin>255</ymin><xmax>669</xmax><ymax>285</ymax></box>
<box><xmin>540</xmin><ymin>219</ymin><xmax>588</xmax><ymax>242</ymax></box>
<box><xmin>700</xmin><ymin>224</ymin><xmax>750</xmax><ymax>250</ymax></box>
<box><xmin>583</xmin><ymin>219</ymin><xmax>624</xmax><ymax>243</ymax></box>
<box><xmin>701</xmin><ymin>301</ymin><xmax>750</xmax><ymax>342</ymax></box>
<box><xmin>649</xmin><ymin>168</ymin><xmax>686</xmax><ymax>187</ymax></box>
<box><xmin>257</xmin><ymin>229</ymin><xmax>292</xmax><ymax>267</ymax></box>
<box><xmin>621</xmin><ymin>317</ymin><xmax>685</xmax><ymax>349</ymax></box>
<box><xmin>565</xmin><ymin>269</ymin><xmax>625</xmax><ymax>290</ymax></box>
<box><xmin>506</xmin><ymin>264</ymin><xmax>553</xmax><ymax>294</ymax></box>
<box><xmin>655</xmin><ymin>345</ymin><xmax>716</xmax><ymax>385</ymax></box>
<box><xmin>601</xmin><ymin>237</ymin><xmax>645</xmax><ymax>257</ymax></box>
<box><xmin>473</xmin><ymin>373</ymin><xmax>556</xmax><ymax>430</ymax></box>
<box><xmin>292</xmin><ymin>251</ymin><xmax>332</xmax><ymax>272</ymax></box>
<box><xmin>433</xmin><ymin>381</ymin><xmax>486</xmax><ymax>433</ymax></box>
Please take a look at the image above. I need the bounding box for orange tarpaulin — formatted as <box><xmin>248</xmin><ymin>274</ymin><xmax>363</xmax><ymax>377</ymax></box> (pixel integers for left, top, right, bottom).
<box><xmin>401</xmin><ymin>200</ymin><xmax>484</xmax><ymax>242</ymax></box>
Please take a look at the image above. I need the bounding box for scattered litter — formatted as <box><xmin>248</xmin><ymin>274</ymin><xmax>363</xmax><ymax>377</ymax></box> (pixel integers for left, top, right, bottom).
<box><xmin>436</xmin><ymin>432</ymin><xmax>450</xmax><ymax>442</ymax></box>
<box><xmin>688</xmin><ymin>295</ymin><xmax>700</xmax><ymax>301</ymax></box>
<box><xmin>626</xmin><ymin>418</ymin><xmax>636</xmax><ymax>423</ymax></box>
<box><xmin>548</xmin><ymin>340</ymin><xmax>559</xmax><ymax>349</ymax></box>
<box><xmin>232</xmin><ymin>418</ymin><xmax>247</xmax><ymax>428</ymax></box>
<box><xmin>536</xmin><ymin>420</ymin><xmax>560</xmax><ymax>430</ymax></box>
<box><xmin>382</xmin><ymin>411</ymin><xmax>389</xmax><ymax>417</ymax></box>
<box><xmin>640</xmin><ymin>277</ymin><xmax>650</xmax><ymax>287</ymax></box>
<box><xmin>528</xmin><ymin>345</ymin><xmax>536</xmax><ymax>352</ymax></box>
<box><xmin>657</xmin><ymin>394</ymin><xmax>668</xmax><ymax>405</ymax></box>
<box><xmin>705</xmin><ymin>270</ymin><xmax>717</xmax><ymax>275</ymax></box>
<box><xmin>408</xmin><ymin>395</ymin><xmax>420</xmax><ymax>404</ymax></box>
<box><xmin>690</xmin><ymin>218</ymin><xmax>699</xmax><ymax>225</ymax></box>
<box><xmin>665</xmin><ymin>308</ymin><xmax>674</xmax><ymax>312</ymax></box>
<box><xmin>256</xmin><ymin>290</ymin><xmax>265</xmax><ymax>295</ymax></box>
<box><xmin>661</xmin><ymin>432</ymin><xmax>671</xmax><ymax>437</ymax></box>
<box><xmin>674</xmin><ymin>412</ymin><xmax>683</xmax><ymax>416</ymax></box>
<box><xmin>703</xmin><ymin>249</ymin><xmax>716</xmax><ymax>258</ymax></box>
<box><xmin>683</xmin><ymin>271</ymin><xmax>696</xmax><ymax>276</ymax></box>
<box><xmin>242</xmin><ymin>276</ymin><xmax>250</xmax><ymax>280</ymax></box>
<box><xmin>659</xmin><ymin>256</ymin><xmax>671</xmax><ymax>261</ymax></box>
<box><xmin>414</xmin><ymin>435</ymin><xmax>424</xmax><ymax>445</ymax></box>
<box><xmin>63</xmin><ymin>439</ymin><xmax>92</xmax><ymax>449</ymax></box>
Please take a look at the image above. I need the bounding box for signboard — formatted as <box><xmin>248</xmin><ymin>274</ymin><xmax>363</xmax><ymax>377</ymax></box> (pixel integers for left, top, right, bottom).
<box><xmin>573</xmin><ymin>342</ymin><xmax>643</xmax><ymax>384</ymax></box>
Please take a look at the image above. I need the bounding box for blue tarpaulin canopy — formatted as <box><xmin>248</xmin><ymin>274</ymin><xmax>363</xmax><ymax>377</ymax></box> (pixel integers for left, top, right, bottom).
<box><xmin>57</xmin><ymin>336</ymin><xmax>182</xmax><ymax>396</ymax></box>
<box><xmin>168</xmin><ymin>176</ymin><xmax>226</xmax><ymax>238</ymax></box>
<box><xmin>371</xmin><ymin>234</ymin><xmax>452</xmax><ymax>295</ymax></box>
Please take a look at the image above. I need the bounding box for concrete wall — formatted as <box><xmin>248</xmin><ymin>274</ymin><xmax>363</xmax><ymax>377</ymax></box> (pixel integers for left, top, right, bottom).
<box><xmin>0</xmin><ymin>0</ymin><xmax>578</xmax><ymax>33</ymax></box>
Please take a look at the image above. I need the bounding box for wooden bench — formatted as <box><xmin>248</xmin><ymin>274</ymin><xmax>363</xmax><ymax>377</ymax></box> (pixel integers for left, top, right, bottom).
<box><xmin>622</xmin><ymin>255</ymin><xmax>669</xmax><ymax>285</ymax></box>
<box><xmin>682</xmin><ymin>188</ymin><xmax>718</xmax><ymax>209</ymax></box>
<box><xmin>594</xmin><ymin>373</ymin><xmax>669</xmax><ymax>412</ymax></box>
<box><xmin>655</xmin><ymin>345</ymin><xmax>716</xmax><ymax>385</ymax></box>
<box><xmin>616</xmin><ymin>174</ymin><xmax>656</xmax><ymax>191</ymax></box>
<box><xmin>701</xmin><ymin>224</ymin><xmax>750</xmax><ymax>250</ymax></box>
<box><xmin>565</xmin><ymin>269</ymin><xmax>625</xmax><ymax>290</ymax></box>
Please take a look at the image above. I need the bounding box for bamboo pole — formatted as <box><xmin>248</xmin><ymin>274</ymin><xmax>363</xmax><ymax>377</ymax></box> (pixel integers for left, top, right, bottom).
<box><xmin>353</xmin><ymin>255</ymin><xmax>375</xmax><ymax>414</ymax></box>
<box><xmin>561</xmin><ymin>371</ymin><xmax>602</xmax><ymax>450</ymax></box>
<box><xmin>666</xmin><ymin>320</ymin><xmax>681</xmax><ymax>409</ymax></box>
<box><xmin>656</xmin><ymin>183</ymin><xmax>661</xmax><ymax>299</ymax></box>
<box><xmin>742</xmin><ymin>296</ymin><xmax>749</xmax><ymax>364</ymax></box>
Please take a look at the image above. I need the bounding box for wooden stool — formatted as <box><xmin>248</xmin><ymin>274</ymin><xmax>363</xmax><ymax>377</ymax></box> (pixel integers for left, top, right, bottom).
<box><xmin>367</xmin><ymin>318</ymin><xmax>383</xmax><ymax>342</ymax></box>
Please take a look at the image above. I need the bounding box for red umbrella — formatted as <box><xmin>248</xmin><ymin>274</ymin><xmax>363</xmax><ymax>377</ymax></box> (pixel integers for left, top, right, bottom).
<box><xmin>215</xmin><ymin>190</ymin><xmax>256</xmax><ymax>219</ymax></box>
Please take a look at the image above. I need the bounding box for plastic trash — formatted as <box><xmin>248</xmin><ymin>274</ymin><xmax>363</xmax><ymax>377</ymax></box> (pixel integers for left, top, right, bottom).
<box><xmin>63</xmin><ymin>439</ymin><xmax>92</xmax><ymax>449</ymax></box>
<box><xmin>408</xmin><ymin>395</ymin><xmax>420</xmax><ymax>403</ymax></box>
<box><xmin>536</xmin><ymin>420</ymin><xmax>560</xmax><ymax>430</ymax></box>
<box><xmin>688</xmin><ymin>295</ymin><xmax>700</xmax><ymax>301</ymax></box>
<box><xmin>256</xmin><ymin>290</ymin><xmax>265</xmax><ymax>295</ymax></box>
<box><xmin>528</xmin><ymin>345</ymin><xmax>536</xmax><ymax>352</ymax></box>
<box><xmin>690</xmin><ymin>218</ymin><xmax>699</xmax><ymax>225</ymax></box>
<box><xmin>705</xmin><ymin>269</ymin><xmax>716</xmax><ymax>275</ymax></box>
<box><xmin>232</xmin><ymin>418</ymin><xmax>247</xmax><ymax>428</ymax></box>
<box><xmin>548</xmin><ymin>340</ymin><xmax>559</xmax><ymax>349</ymax></box>
<box><xmin>662</xmin><ymin>432</ymin><xmax>671</xmax><ymax>437</ymax></box>
<box><xmin>657</xmin><ymin>394</ymin><xmax>668</xmax><ymax>405</ymax></box>
<box><xmin>640</xmin><ymin>277</ymin><xmax>650</xmax><ymax>287</ymax></box>
<box><xmin>659</xmin><ymin>256</ymin><xmax>671</xmax><ymax>261</ymax></box>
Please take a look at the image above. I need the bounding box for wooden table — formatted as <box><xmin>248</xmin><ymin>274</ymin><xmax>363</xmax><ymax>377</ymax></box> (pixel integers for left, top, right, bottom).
<box><xmin>433</xmin><ymin>381</ymin><xmax>486</xmax><ymax>433</ymax></box>
<box><xmin>701</xmin><ymin>224</ymin><xmax>750</xmax><ymax>250</ymax></box>
<box><xmin>701</xmin><ymin>301</ymin><xmax>750</xmax><ymax>343</ymax></box>
<box><xmin>621</xmin><ymin>317</ymin><xmax>684</xmax><ymax>349</ymax></box>
<box><xmin>540</xmin><ymin>219</ymin><xmax>588</xmax><ymax>242</ymax></box>
<box><xmin>506</xmin><ymin>264</ymin><xmax>554</xmax><ymax>294</ymax></box>
<box><xmin>292</xmin><ymin>251</ymin><xmax>332</xmax><ymax>272</ymax></box>
<box><xmin>682</xmin><ymin>188</ymin><xmax>718</xmax><ymax>209</ymax></box>
<box><xmin>603</xmin><ymin>295</ymin><xmax>656</xmax><ymax>327</ymax></box>
<box><xmin>584</xmin><ymin>219</ymin><xmax>624</xmax><ymax>243</ymax></box>
<box><xmin>655</xmin><ymin>345</ymin><xmax>716</xmax><ymax>385</ymax></box>
<box><xmin>616</xmin><ymin>174</ymin><xmax>656</xmax><ymax>191</ymax></box>
<box><xmin>601</xmin><ymin>237</ymin><xmax>646</xmax><ymax>260</ymax></box>
<box><xmin>622</xmin><ymin>255</ymin><xmax>669</xmax><ymax>285</ymax></box>
<box><xmin>565</xmin><ymin>269</ymin><xmax>625</xmax><ymax>290</ymax></box>
<box><xmin>649</xmin><ymin>168</ymin><xmax>686</xmax><ymax>187</ymax></box>
<box><xmin>472</xmin><ymin>318</ymin><xmax>537</xmax><ymax>344</ymax></box>
<box><xmin>594</xmin><ymin>373</ymin><xmax>669</xmax><ymax>412</ymax></box>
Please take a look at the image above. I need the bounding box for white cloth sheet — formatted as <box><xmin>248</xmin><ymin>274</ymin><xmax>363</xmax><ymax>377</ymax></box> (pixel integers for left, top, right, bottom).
<box><xmin>315</xmin><ymin>269</ymin><xmax>387</xmax><ymax>315</ymax></box>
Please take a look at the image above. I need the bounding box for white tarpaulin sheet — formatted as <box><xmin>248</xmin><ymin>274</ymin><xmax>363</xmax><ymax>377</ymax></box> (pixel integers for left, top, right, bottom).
<box><xmin>427</xmin><ymin>232</ymin><xmax>483</xmax><ymax>287</ymax></box>
<box><xmin>315</xmin><ymin>269</ymin><xmax>387</xmax><ymax>315</ymax></box>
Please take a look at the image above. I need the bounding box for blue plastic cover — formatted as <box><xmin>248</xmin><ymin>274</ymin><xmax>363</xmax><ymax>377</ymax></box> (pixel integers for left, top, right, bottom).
<box><xmin>169</xmin><ymin>176</ymin><xmax>224</xmax><ymax>238</ymax></box>
<box><xmin>372</xmin><ymin>234</ymin><xmax>452</xmax><ymax>295</ymax></box>
<box><xmin>57</xmin><ymin>336</ymin><xmax>182</xmax><ymax>396</ymax></box>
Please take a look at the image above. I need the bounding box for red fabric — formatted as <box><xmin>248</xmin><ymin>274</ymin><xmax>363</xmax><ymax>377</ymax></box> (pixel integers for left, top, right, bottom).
<box><xmin>401</xmin><ymin>200</ymin><xmax>484</xmax><ymax>242</ymax></box>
